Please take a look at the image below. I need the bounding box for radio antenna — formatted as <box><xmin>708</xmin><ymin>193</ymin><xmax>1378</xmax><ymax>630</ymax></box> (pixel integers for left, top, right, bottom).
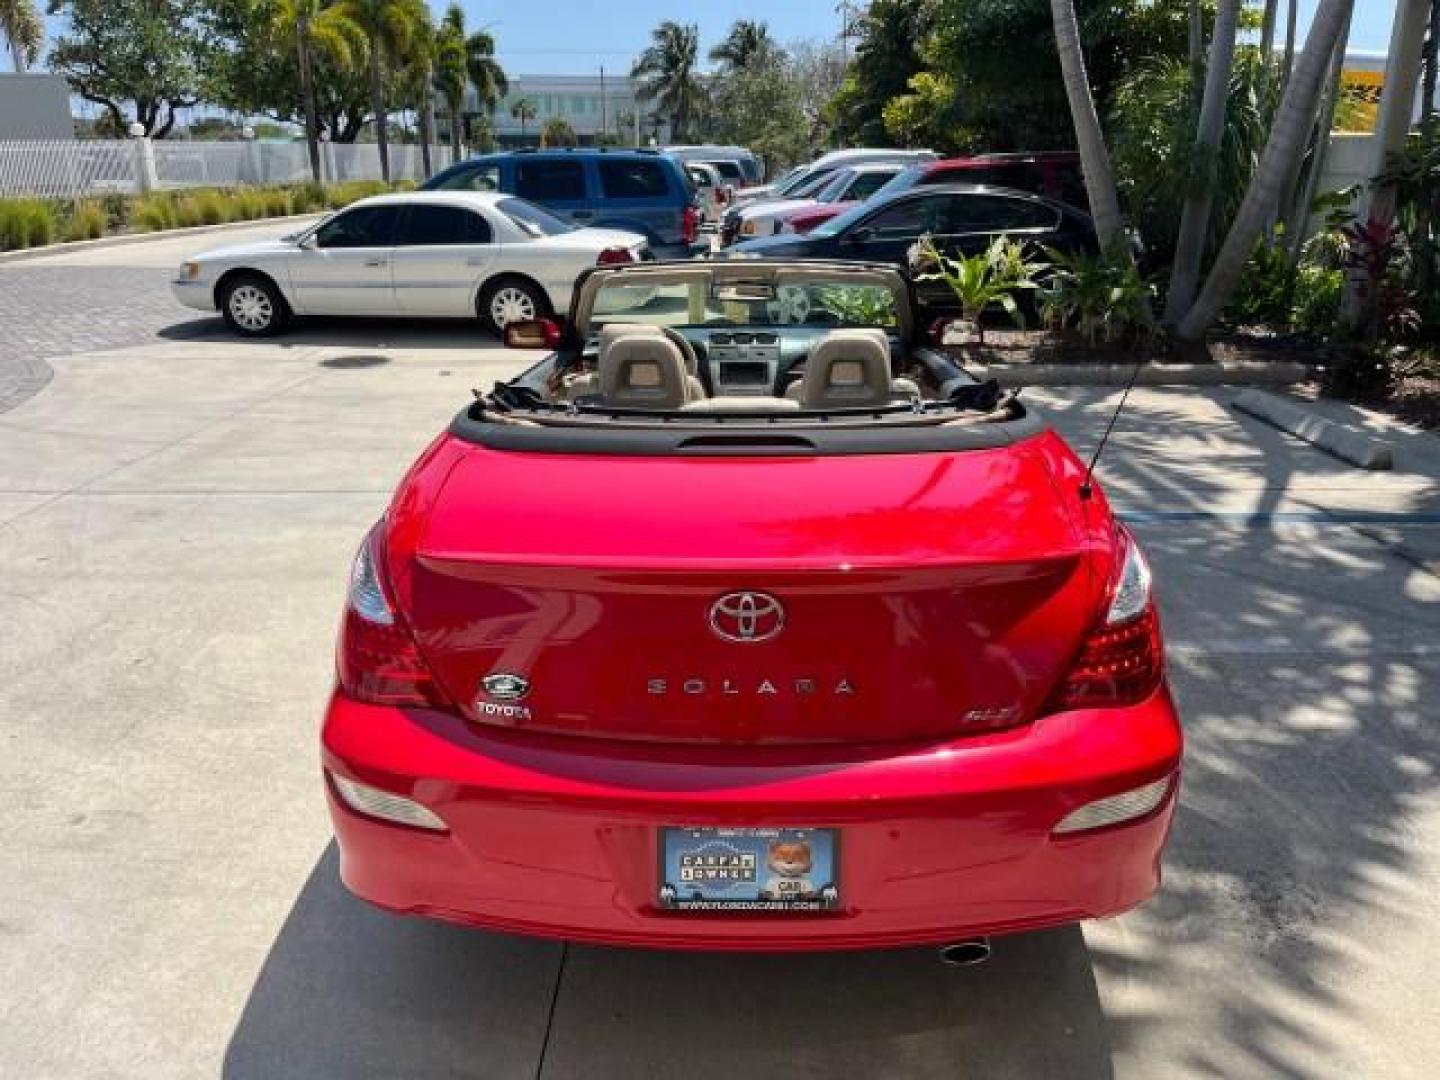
<box><xmin>1079</xmin><ymin>357</ymin><xmax>1145</xmax><ymax>501</ymax></box>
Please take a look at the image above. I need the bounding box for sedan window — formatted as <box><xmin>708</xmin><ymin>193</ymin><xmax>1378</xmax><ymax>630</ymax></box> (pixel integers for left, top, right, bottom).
<box><xmin>950</xmin><ymin>195</ymin><xmax>1059</xmax><ymax>233</ymax></box>
<box><xmin>842</xmin><ymin>171</ymin><xmax>897</xmax><ymax>202</ymax></box>
<box><xmin>859</xmin><ymin>196</ymin><xmax>949</xmax><ymax>240</ymax></box>
<box><xmin>314</xmin><ymin>206</ymin><xmax>401</xmax><ymax>248</ymax></box>
<box><xmin>397</xmin><ymin>205</ymin><xmax>492</xmax><ymax>245</ymax></box>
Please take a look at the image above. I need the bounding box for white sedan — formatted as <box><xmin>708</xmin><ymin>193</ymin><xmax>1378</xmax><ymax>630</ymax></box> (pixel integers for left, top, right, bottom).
<box><xmin>171</xmin><ymin>191</ymin><xmax>650</xmax><ymax>336</ymax></box>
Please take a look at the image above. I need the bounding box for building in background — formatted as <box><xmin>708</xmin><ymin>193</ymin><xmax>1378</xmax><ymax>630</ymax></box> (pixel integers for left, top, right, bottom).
<box><xmin>0</xmin><ymin>74</ymin><xmax>73</xmax><ymax>139</ymax></box>
<box><xmin>460</xmin><ymin>74</ymin><xmax>669</xmax><ymax>148</ymax></box>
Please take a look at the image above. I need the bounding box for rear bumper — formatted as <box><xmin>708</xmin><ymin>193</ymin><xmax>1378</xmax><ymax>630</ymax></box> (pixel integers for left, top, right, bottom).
<box><xmin>322</xmin><ymin>688</ymin><xmax>1182</xmax><ymax>951</ymax></box>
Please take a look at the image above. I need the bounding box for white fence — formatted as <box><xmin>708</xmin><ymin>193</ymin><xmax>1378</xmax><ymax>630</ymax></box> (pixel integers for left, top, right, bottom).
<box><xmin>0</xmin><ymin>138</ymin><xmax>455</xmax><ymax>198</ymax></box>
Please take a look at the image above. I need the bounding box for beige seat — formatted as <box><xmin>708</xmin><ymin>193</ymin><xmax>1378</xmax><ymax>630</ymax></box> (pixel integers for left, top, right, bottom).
<box><xmin>598</xmin><ymin>323</ymin><xmax>700</xmax><ymax>378</ymax></box>
<box><xmin>598</xmin><ymin>332</ymin><xmax>704</xmax><ymax>409</ymax></box>
<box><xmin>787</xmin><ymin>329</ymin><xmax>903</xmax><ymax>409</ymax></box>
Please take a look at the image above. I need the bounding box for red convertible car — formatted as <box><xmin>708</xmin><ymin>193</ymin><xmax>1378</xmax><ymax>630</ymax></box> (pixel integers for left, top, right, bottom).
<box><xmin>322</xmin><ymin>259</ymin><xmax>1182</xmax><ymax>953</ymax></box>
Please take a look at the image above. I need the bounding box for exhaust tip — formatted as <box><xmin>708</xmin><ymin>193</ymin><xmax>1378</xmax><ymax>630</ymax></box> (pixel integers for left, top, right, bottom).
<box><xmin>938</xmin><ymin>939</ymin><xmax>991</xmax><ymax>967</ymax></box>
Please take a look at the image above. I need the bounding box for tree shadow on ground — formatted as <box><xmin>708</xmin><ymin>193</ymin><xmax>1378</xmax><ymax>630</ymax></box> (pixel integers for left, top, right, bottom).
<box><xmin>158</xmin><ymin>315</ymin><xmax>504</xmax><ymax>351</ymax></box>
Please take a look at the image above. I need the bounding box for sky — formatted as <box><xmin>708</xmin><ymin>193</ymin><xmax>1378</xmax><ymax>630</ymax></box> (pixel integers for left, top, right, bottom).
<box><xmin>9</xmin><ymin>1</ymin><xmax>1409</xmax><ymax>77</ymax></box>
<box><xmin>460</xmin><ymin>0</ymin><xmax>1403</xmax><ymax>76</ymax></box>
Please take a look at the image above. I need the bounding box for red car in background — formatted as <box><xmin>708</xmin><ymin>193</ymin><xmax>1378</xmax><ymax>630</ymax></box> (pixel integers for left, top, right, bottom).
<box><xmin>322</xmin><ymin>259</ymin><xmax>1182</xmax><ymax>954</ymax></box>
<box><xmin>782</xmin><ymin>152</ymin><xmax>1086</xmax><ymax>236</ymax></box>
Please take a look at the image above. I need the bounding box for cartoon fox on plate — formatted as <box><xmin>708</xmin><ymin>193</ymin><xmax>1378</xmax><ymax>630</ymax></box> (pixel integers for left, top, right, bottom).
<box><xmin>759</xmin><ymin>839</ymin><xmax>817</xmax><ymax>900</ymax></box>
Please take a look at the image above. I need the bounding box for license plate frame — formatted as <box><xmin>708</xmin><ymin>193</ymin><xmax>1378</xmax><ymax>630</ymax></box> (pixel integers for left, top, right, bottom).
<box><xmin>658</xmin><ymin>826</ymin><xmax>840</xmax><ymax>912</ymax></box>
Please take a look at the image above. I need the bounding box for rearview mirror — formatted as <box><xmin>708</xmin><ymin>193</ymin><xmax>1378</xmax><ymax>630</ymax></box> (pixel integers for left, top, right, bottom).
<box><xmin>503</xmin><ymin>317</ymin><xmax>564</xmax><ymax>349</ymax></box>
<box><xmin>712</xmin><ymin>282</ymin><xmax>775</xmax><ymax>303</ymax></box>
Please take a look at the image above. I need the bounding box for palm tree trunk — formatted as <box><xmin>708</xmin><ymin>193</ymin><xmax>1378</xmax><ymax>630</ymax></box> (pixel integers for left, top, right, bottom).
<box><xmin>1281</xmin><ymin>0</ymin><xmax>1299</xmax><ymax>92</ymax></box>
<box><xmin>1175</xmin><ymin>0</ymin><xmax>1356</xmax><ymax>344</ymax></box>
<box><xmin>296</xmin><ymin>20</ymin><xmax>322</xmax><ymax>184</ymax></box>
<box><xmin>1048</xmin><ymin>0</ymin><xmax>1126</xmax><ymax>251</ymax></box>
<box><xmin>449</xmin><ymin>98</ymin><xmax>462</xmax><ymax>158</ymax></box>
<box><xmin>370</xmin><ymin>52</ymin><xmax>390</xmax><ymax>183</ymax></box>
<box><xmin>419</xmin><ymin>63</ymin><xmax>435</xmax><ymax>176</ymax></box>
<box><xmin>1165</xmin><ymin>0</ymin><xmax>1241</xmax><ymax>325</ymax></box>
<box><xmin>1285</xmin><ymin>8</ymin><xmax>1353</xmax><ymax>277</ymax></box>
<box><xmin>1423</xmin><ymin>0</ymin><xmax>1440</xmax><ymax>127</ymax></box>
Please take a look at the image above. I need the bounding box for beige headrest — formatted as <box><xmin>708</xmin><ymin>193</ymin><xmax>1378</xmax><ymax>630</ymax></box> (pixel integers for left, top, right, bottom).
<box><xmin>599</xmin><ymin>322</ymin><xmax>697</xmax><ymax>375</ymax></box>
<box><xmin>599</xmin><ymin>334</ymin><xmax>691</xmax><ymax>409</ymax></box>
<box><xmin>796</xmin><ymin>329</ymin><xmax>894</xmax><ymax>408</ymax></box>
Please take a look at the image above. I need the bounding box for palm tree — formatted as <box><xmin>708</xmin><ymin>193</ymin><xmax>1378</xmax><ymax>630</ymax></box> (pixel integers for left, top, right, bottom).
<box><xmin>334</xmin><ymin>0</ymin><xmax>427</xmax><ymax>182</ymax></box>
<box><xmin>631</xmin><ymin>21</ymin><xmax>703</xmax><ymax>142</ymax></box>
<box><xmin>1175</xmin><ymin>0</ymin><xmax>1355</xmax><ymax>343</ymax></box>
<box><xmin>1164</xmin><ymin>0</ymin><xmax>1241</xmax><ymax>324</ymax></box>
<box><xmin>0</xmin><ymin>0</ymin><xmax>43</xmax><ymax>73</ymax></box>
<box><xmin>710</xmin><ymin>20</ymin><xmax>772</xmax><ymax>71</ymax></box>
<box><xmin>273</xmin><ymin>0</ymin><xmax>366</xmax><ymax>183</ymax></box>
<box><xmin>434</xmin><ymin>6</ymin><xmax>507</xmax><ymax>145</ymax></box>
<box><xmin>1048</xmin><ymin>0</ymin><xmax>1126</xmax><ymax>251</ymax></box>
<box><xmin>433</xmin><ymin>7</ymin><xmax>468</xmax><ymax>158</ymax></box>
<box><xmin>510</xmin><ymin>97</ymin><xmax>536</xmax><ymax>143</ymax></box>
<box><xmin>400</xmin><ymin>4</ymin><xmax>437</xmax><ymax>176</ymax></box>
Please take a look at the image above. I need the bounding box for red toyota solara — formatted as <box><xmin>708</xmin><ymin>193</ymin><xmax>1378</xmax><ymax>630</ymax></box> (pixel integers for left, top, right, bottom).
<box><xmin>322</xmin><ymin>259</ymin><xmax>1182</xmax><ymax>953</ymax></box>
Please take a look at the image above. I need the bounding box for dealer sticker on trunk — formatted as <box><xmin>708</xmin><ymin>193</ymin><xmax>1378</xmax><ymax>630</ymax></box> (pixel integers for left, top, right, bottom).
<box><xmin>658</xmin><ymin>827</ymin><xmax>839</xmax><ymax>912</ymax></box>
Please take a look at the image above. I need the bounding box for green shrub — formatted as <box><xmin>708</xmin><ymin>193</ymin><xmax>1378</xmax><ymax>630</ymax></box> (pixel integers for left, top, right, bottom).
<box><xmin>233</xmin><ymin>189</ymin><xmax>267</xmax><ymax>221</ymax></box>
<box><xmin>171</xmin><ymin>195</ymin><xmax>206</xmax><ymax>229</ymax></box>
<box><xmin>392</xmin><ymin>178</ymin><xmax>418</xmax><ymax>192</ymax></box>
<box><xmin>1039</xmin><ymin>245</ymin><xmax>1155</xmax><ymax>346</ymax></box>
<box><xmin>61</xmin><ymin>200</ymin><xmax>107</xmax><ymax>241</ymax></box>
<box><xmin>193</xmin><ymin>190</ymin><xmax>230</xmax><ymax>226</ymax></box>
<box><xmin>263</xmin><ymin>188</ymin><xmax>293</xmax><ymax>217</ymax></box>
<box><xmin>325</xmin><ymin>179</ymin><xmax>388</xmax><ymax>208</ymax></box>
<box><xmin>294</xmin><ymin>181</ymin><xmax>327</xmax><ymax>213</ymax></box>
<box><xmin>1292</xmin><ymin>264</ymin><xmax>1345</xmax><ymax>338</ymax></box>
<box><xmin>911</xmin><ymin>234</ymin><xmax>1048</xmax><ymax>344</ymax></box>
<box><xmin>132</xmin><ymin>196</ymin><xmax>176</xmax><ymax>232</ymax></box>
<box><xmin>0</xmin><ymin>199</ymin><xmax>57</xmax><ymax>249</ymax></box>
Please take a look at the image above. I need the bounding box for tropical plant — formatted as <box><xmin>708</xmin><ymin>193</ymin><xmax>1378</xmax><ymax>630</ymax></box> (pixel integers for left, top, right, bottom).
<box><xmin>398</xmin><ymin>3</ymin><xmax>437</xmax><ymax>176</ymax></box>
<box><xmin>710</xmin><ymin>19</ymin><xmax>773</xmax><ymax>71</ymax></box>
<box><xmin>1039</xmin><ymin>245</ymin><xmax>1156</xmax><ymax>345</ymax></box>
<box><xmin>631</xmin><ymin>21</ymin><xmax>704</xmax><ymax>141</ymax></box>
<box><xmin>1174</xmin><ymin>0</ymin><xmax>1356</xmax><ymax>344</ymax></box>
<box><xmin>509</xmin><ymin>97</ymin><xmax>536</xmax><ymax>142</ymax></box>
<box><xmin>540</xmin><ymin>116</ymin><xmax>577</xmax><ymax>148</ymax></box>
<box><xmin>461</xmin><ymin>15</ymin><xmax>507</xmax><ymax>137</ymax></box>
<box><xmin>1</xmin><ymin>0</ymin><xmax>43</xmax><ymax>71</ymax></box>
<box><xmin>1048</xmin><ymin>0</ymin><xmax>1126</xmax><ymax>252</ymax></box>
<box><xmin>432</xmin><ymin>5</ymin><xmax>468</xmax><ymax>157</ymax></box>
<box><xmin>814</xmin><ymin>286</ymin><xmax>897</xmax><ymax>327</ymax></box>
<box><xmin>828</xmin><ymin>0</ymin><xmax>932</xmax><ymax>146</ymax></box>
<box><xmin>272</xmin><ymin>0</ymin><xmax>367</xmax><ymax>182</ymax></box>
<box><xmin>910</xmin><ymin>235</ymin><xmax>1048</xmax><ymax>345</ymax></box>
<box><xmin>332</xmin><ymin>0</ymin><xmax>428</xmax><ymax>181</ymax></box>
<box><xmin>1341</xmin><ymin>217</ymin><xmax>1420</xmax><ymax>344</ymax></box>
<box><xmin>1164</xmin><ymin>0</ymin><xmax>1241</xmax><ymax>324</ymax></box>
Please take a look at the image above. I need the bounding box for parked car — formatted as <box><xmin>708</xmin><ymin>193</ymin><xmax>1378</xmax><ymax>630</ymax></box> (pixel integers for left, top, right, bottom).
<box><xmin>663</xmin><ymin>144</ymin><xmax>763</xmax><ymax>184</ymax></box>
<box><xmin>728</xmin><ymin>163</ymin><xmax>903</xmax><ymax>243</ymax></box>
<box><xmin>171</xmin><ymin>191</ymin><xmax>651</xmax><ymax>336</ymax></box>
<box><xmin>321</xmin><ymin>256</ymin><xmax>1182</xmax><ymax>950</ymax></box>
<box><xmin>731</xmin><ymin>148</ymin><xmax>937</xmax><ymax>203</ymax></box>
<box><xmin>422</xmin><ymin>148</ymin><xmax>699</xmax><ymax>257</ymax></box>
<box><xmin>728</xmin><ymin>184</ymin><xmax>1098</xmax><ymax>311</ymax></box>
<box><xmin>683</xmin><ymin>161</ymin><xmax>730</xmax><ymax>225</ymax></box>
<box><xmin>786</xmin><ymin>152</ymin><xmax>1089</xmax><ymax>236</ymax></box>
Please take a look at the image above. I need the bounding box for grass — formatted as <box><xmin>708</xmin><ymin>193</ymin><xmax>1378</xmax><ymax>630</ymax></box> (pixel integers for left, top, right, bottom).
<box><xmin>0</xmin><ymin>179</ymin><xmax>412</xmax><ymax>252</ymax></box>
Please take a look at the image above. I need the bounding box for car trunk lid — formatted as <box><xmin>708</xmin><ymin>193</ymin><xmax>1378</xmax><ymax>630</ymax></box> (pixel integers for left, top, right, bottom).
<box><xmin>397</xmin><ymin>441</ymin><xmax>1098</xmax><ymax>745</ymax></box>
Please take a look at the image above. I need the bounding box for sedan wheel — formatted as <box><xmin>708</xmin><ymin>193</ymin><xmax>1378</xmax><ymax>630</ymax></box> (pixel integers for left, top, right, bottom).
<box><xmin>220</xmin><ymin>276</ymin><xmax>287</xmax><ymax>337</ymax></box>
<box><xmin>482</xmin><ymin>280</ymin><xmax>546</xmax><ymax>336</ymax></box>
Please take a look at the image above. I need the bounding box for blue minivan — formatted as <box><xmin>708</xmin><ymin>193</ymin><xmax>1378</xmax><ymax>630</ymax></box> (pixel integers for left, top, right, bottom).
<box><xmin>422</xmin><ymin>149</ymin><xmax>699</xmax><ymax>257</ymax></box>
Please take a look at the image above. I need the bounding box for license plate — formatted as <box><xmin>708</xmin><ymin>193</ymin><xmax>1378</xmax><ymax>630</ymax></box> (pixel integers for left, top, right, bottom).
<box><xmin>659</xmin><ymin>827</ymin><xmax>839</xmax><ymax>912</ymax></box>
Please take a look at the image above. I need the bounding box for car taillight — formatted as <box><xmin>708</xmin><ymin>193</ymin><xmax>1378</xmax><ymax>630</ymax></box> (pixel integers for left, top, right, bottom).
<box><xmin>1049</xmin><ymin>531</ymin><xmax>1163</xmax><ymax>711</ymax></box>
<box><xmin>336</xmin><ymin>524</ymin><xmax>446</xmax><ymax>708</ymax></box>
<box><xmin>596</xmin><ymin>245</ymin><xmax>635</xmax><ymax>266</ymax></box>
<box><xmin>682</xmin><ymin>204</ymin><xmax>700</xmax><ymax>244</ymax></box>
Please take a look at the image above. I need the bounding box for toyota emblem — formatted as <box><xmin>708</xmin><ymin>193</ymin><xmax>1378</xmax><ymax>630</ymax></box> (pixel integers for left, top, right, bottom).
<box><xmin>709</xmin><ymin>592</ymin><xmax>785</xmax><ymax>643</ymax></box>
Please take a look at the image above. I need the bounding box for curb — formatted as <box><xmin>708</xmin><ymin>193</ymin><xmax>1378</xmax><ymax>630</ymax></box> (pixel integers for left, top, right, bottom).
<box><xmin>1232</xmin><ymin>388</ymin><xmax>1393</xmax><ymax>470</ymax></box>
<box><xmin>970</xmin><ymin>361</ymin><xmax>1312</xmax><ymax>387</ymax></box>
<box><xmin>0</xmin><ymin>213</ymin><xmax>323</xmax><ymax>266</ymax></box>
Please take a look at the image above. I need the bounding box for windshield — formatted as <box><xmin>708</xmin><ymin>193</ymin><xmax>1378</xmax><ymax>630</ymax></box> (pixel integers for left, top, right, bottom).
<box><xmin>499</xmin><ymin>197</ymin><xmax>576</xmax><ymax>237</ymax></box>
<box><xmin>777</xmin><ymin>167</ymin><xmax>831</xmax><ymax>197</ymax></box>
<box><xmin>703</xmin><ymin>159</ymin><xmax>743</xmax><ymax>180</ymax></box>
<box><xmin>814</xmin><ymin>171</ymin><xmax>854</xmax><ymax>203</ymax></box>
<box><xmin>590</xmin><ymin>275</ymin><xmax>899</xmax><ymax>331</ymax></box>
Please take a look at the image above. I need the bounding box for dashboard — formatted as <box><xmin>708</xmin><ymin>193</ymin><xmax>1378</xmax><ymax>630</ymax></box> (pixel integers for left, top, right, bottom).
<box><xmin>675</xmin><ymin>326</ymin><xmax>894</xmax><ymax>398</ymax></box>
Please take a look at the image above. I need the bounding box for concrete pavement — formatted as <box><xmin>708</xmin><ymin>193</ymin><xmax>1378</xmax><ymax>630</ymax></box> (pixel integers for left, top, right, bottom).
<box><xmin>1</xmin><ymin>226</ymin><xmax>1439</xmax><ymax>1078</ymax></box>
